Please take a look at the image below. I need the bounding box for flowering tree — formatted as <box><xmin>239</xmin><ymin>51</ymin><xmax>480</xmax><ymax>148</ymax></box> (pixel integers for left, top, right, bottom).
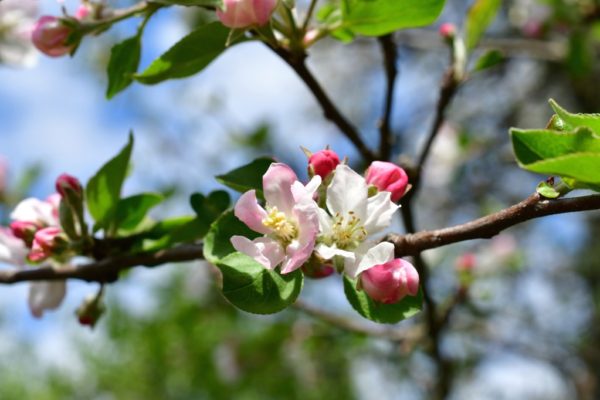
<box><xmin>1</xmin><ymin>0</ymin><xmax>600</xmax><ymax>398</ymax></box>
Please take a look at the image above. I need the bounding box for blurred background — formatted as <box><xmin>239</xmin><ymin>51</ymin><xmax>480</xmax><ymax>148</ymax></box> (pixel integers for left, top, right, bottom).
<box><xmin>0</xmin><ymin>0</ymin><xmax>599</xmax><ymax>399</ymax></box>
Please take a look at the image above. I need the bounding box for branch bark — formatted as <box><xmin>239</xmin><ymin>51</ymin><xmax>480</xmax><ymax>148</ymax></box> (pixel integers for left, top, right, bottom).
<box><xmin>377</xmin><ymin>34</ymin><xmax>398</xmax><ymax>161</ymax></box>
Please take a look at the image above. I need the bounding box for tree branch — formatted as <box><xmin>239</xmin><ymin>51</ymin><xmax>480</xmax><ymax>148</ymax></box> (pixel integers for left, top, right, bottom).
<box><xmin>0</xmin><ymin>243</ymin><xmax>204</xmax><ymax>284</ymax></box>
<box><xmin>293</xmin><ymin>299</ymin><xmax>423</xmax><ymax>342</ymax></box>
<box><xmin>377</xmin><ymin>34</ymin><xmax>398</xmax><ymax>161</ymax></box>
<box><xmin>390</xmin><ymin>193</ymin><xmax>600</xmax><ymax>256</ymax></box>
<box><xmin>271</xmin><ymin>47</ymin><xmax>377</xmax><ymax>162</ymax></box>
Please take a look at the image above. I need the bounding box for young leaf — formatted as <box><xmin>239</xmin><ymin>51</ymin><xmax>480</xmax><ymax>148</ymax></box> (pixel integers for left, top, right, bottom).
<box><xmin>134</xmin><ymin>22</ymin><xmax>232</xmax><ymax>85</ymax></box>
<box><xmin>86</xmin><ymin>133</ymin><xmax>134</xmax><ymax>229</ymax></box>
<box><xmin>536</xmin><ymin>181</ymin><xmax>561</xmax><ymax>199</ymax></box>
<box><xmin>190</xmin><ymin>190</ymin><xmax>230</xmax><ymax>223</ymax></box>
<box><xmin>510</xmin><ymin>127</ymin><xmax>600</xmax><ymax>184</ymax></box>
<box><xmin>473</xmin><ymin>49</ymin><xmax>504</xmax><ymax>72</ymax></box>
<box><xmin>217</xmin><ymin>252</ymin><xmax>304</xmax><ymax>314</ymax></box>
<box><xmin>343</xmin><ymin>275</ymin><xmax>422</xmax><ymax>323</ymax></box>
<box><xmin>549</xmin><ymin>99</ymin><xmax>600</xmax><ymax>135</ymax></box>
<box><xmin>340</xmin><ymin>0</ymin><xmax>445</xmax><ymax>37</ymax></box>
<box><xmin>203</xmin><ymin>210</ymin><xmax>259</xmax><ymax>264</ymax></box>
<box><xmin>106</xmin><ymin>36</ymin><xmax>142</xmax><ymax>99</ymax></box>
<box><xmin>215</xmin><ymin>157</ymin><xmax>274</xmax><ymax>197</ymax></box>
<box><xmin>465</xmin><ymin>0</ymin><xmax>502</xmax><ymax>51</ymax></box>
<box><xmin>113</xmin><ymin>193</ymin><xmax>164</xmax><ymax>232</ymax></box>
<box><xmin>142</xmin><ymin>217</ymin><xmax>208</xmax><ymax>252</ymax></box>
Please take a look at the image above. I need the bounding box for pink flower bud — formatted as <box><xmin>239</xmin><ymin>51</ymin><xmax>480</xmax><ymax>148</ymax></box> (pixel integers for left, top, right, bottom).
<box><xmin>302</xmin><ymin>262</ymin><xmax>335</xmax><ymax>279</ymax></box>
<box><xmin>439</xmin><ymin>23</ymin><xmax>456</xmax><ymax>39</ymax></box>
<box><xmin>308</xmin><ymin>149</ymin><xmax>340</xmax><ymax>179</ymax></box>
<box><xmin>75</xmin><ymin>4</ymin><xmax>92</xmax><ymax>20</ymax></box>
<box><xmin>365</xmin><ymin>161</ymin><xmax>409</xmax><ymax>202</ymax></box>
<box><xmin>456</xmin><ymin>252</ymin><xmax>475</xmax><ymax>272</ymax></box>
<box><xmin>216</xmin><ymin>0</ymin><xmax>278</xmax><ymax>29</ymax></box>
<box><xmin>360</xmin><ymin>259</ymin><xmax>419</xmax><ymax>304</ymax></box>
<box><xmin>31</xmin><ymin>16</ymin><xmax>74</xmax><ymax>57</ymax></box>
<box><xmin>56</xmin><ymin>173</ymin><xmax>83</xmax><ymax>198</ymax></box>
<box><xmin>9</xmin><ymin>220</ymin><xmax>39</xmax><ymax>244</ymax></box>
<box><xmin>28</xmin><ymin>227</ymin><xmax>64</xmax><ymax>262</ymax></box>
<box><xmin>75</xmin><ymin>293</ymin><xmax>105</xmax><ymax>329</ymax></box>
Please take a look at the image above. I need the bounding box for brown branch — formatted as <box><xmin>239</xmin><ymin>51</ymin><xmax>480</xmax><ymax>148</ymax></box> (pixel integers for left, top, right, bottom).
<box><xmin>271</xmin><ymin>47</ymin><xmax>377</xmax><ymax>162</ymax></box>
<box><xmin>377</xmin><ymin>34</ymin><xmax>398</xmax><ymax>161</ymax></box>
<box><xmin>0</xmin><ymin>243</ymin><xmax>204</xmax><ymax>284</ymax></box>
<box><xmin>390</xmin><ymin>193</ymin><xmax>600</xmax><ymax>256</ymax></box>
<box><xmin>293</xmin><ymin>299</ymin><xmax>423</xmax><ymax>342</ymax></box>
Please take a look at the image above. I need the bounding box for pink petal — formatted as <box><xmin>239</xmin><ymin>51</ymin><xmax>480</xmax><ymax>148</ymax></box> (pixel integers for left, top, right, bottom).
<box><xmin>262</xmin><ymin>163</ymin><xmax>298</xmax><ymax>215</ymax></box>
<box><xmin>231</xmin><ymin>236</ymin><xmax>284</xmax><ymax>270</ymax></box>
<box><xmin>234</xmin><ymin>190</ymin><xmax>271</xmax><ymax>235</ymax></box>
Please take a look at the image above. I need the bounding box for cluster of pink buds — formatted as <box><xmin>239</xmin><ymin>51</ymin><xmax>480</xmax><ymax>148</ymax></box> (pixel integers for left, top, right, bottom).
<box><xmin>216</xmin><ymin>0</ymin><xmax>278</xmax><ymax>29</ymax></box>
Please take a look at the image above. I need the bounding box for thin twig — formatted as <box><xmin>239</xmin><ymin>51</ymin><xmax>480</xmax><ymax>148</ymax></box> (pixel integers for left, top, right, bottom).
<box><xmin>293</xmin><ymin>299</ymin><xmax>423</xmax><ymax>342</ymax></box>
<box><xmin>377</xmin><ymin>34</ymin><xmax>398</xmax><ymax>161</ymax></box>
<box><xmin>271</xmin><ymin>47</ymin><xmax>377</xmax><ymax>162</ymax></box>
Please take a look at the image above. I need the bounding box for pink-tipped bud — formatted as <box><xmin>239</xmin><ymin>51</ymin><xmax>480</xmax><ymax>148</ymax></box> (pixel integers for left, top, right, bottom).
<box><xmin>308</xmin><ymin>149</ymin><xmax>340</xmax><ymax>179</ymax></box>
<box><xmin>28</xmin><ymin>227</ymin><xmax>65</xmax><ymax>262</ymax></box>
<box><xmin>75</xmin><ymin>293</ymin><xmax>105</xmax><ymax>329</ymax></box>
<box><xmin>360</xmin><ymin>259</ymin><xmax>419</xmax><ymax>304</ymax></box>
<box><xmin>31</xmin><ymin>16</ymin><xmax>74</xmax><ymax>57</ymax></box>
<box><xmin>56</xmin><ymin>173</ymin><xmax>83</xmax><ymax>199</ymax></box>
<box><xmin>439</xmin><ymin>23</ymin><xmax>456</xmax><ymax>39</ymax></box>
<box><xmin>75</xmin><ymin>4</ymin><xmax>92</xmax><ymax>20</ymax></box>
<box><xmin>10</xmin><ymin>221</ymin><xmax>39</xmax><ymax>245</ymax></box>
<box><xmin>365</xmin><ymin>161</ymin><xmax>409</xmax><ymax>202</ymax></box>
<box><xmin>216</xmin><ymin>0</ymin><xmax>278</xmax><ymax>29</ymax></box>
<box><xmin>456</xmin><ymin>252</ymin><xmax>476</xmax><ymax>273</ymax></box>
<box><xmin>302</xmin><ymin>262</ymin><xmax>335</xmax><ymax>279</ymax></box>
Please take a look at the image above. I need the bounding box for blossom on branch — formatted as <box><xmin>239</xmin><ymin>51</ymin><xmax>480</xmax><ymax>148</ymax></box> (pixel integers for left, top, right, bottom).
<box><xmin>31</xmin><ymin>16</ymin><xmax>74</xmax><ymax>57</ymax></box>
<box><xmin>216</xmin><ymin>0</ymin><xmax>278</xmax><ymax>29</ymax></box>
<box><xmin>231</xmin><ymin>163</ymin><xmax>321</xmax><ymax>274</ymax></box>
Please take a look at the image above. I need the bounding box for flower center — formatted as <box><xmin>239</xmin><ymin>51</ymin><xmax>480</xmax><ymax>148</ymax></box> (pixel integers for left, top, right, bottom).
<box><xmin>330</xmin><ymin>211</ymin><xmax>367</xmax><ymax>249</ymax></box>
<box><xmin>262</xmin><ymin>206</ymin><xmax>298</xmax><ymax>243</ymax></box>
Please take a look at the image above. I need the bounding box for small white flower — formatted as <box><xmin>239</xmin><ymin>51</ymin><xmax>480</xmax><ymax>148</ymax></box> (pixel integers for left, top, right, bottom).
<box><xmin>315</xmin><ymin>165</ymin><xmax>399</xmax><ymax>278</ymax></box>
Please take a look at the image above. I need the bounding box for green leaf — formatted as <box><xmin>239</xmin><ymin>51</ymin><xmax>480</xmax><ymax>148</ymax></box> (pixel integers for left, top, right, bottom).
<box><xmin>106</xmin><ymin>36</ymin><xmax>142</xmax><ymax>99</ymax></box>
<box><xmin>510</xmin><ymin>127</ymin><xmax>600</xmax><ymax>184</ymax></box>
<box><xmin>86</xmin><ymin>133</ymin><xmax>134</xmax><ymax>229</ymax></box>
<box><xmin>215</xmin><ymin>157</ymin><xmax>274</xmax><ymax>197</ymax></box>
<box><xmin>142</xmin><ymin>217</ymin><xmax>207</xmax><ymax>252</ymax></box>
<box><xmin>217</xmin><ymin>252</ymin><xmax>303</xmax><ymax>314</ymax></box>
<box><xmin>203</xmin><ymin>210</ymin><xmax>258</xmax><ymax>264</ymax></box>
<box><xmin>113</xmin><ymin>193</ymin><xmax>164</xmax><ymax>232</ymax></box>
<box><xmin>340</xmin><ymin>0</ymin><xmax>445</xmax><ymax>36</ymax></box>
<box><xmin>343</xmin><ymin>275</ymin><xmax>422</xmax><ymax>323</ymax></box>
<box><xmin>150</xmin><ymin>0</ymin><xmax>222</xmax><ymax>6</ymax></box>
<box><xmin>190</xmin><ymin>190</ymin><xmax>230</xmax><ymax>223</ymax></box>
<box><xmin>473</xmin><ymin>49</ymin><xmax>504</xmax><ymax>71</ymax></box>
<box><xmin>134</xmin><ymin>22</ymin><xmax>232</xmax><ymax>85</ymax></box>
<box><xmin>536</xmin><ymin>181</ymin><xmax>561</xmax><ymax>199</ymax></box>
<box><xmin>549</xmin><ymin>99</ymin><xmax>600</xmax><ymax>135</ymax></box>
<box><xmin>465</xmin><ymin>0</ymin><xmax>502</xmax><ymax>51</ymax></box>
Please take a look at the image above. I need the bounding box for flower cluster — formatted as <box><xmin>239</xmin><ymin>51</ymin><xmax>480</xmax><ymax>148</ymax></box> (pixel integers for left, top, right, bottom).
<box><xmin>231</xmin><ymin>149</ymin><xmax>419</xmax><ymax>305</ymax></box>
<box><xmin>0</xmin><ymin>174</ymin><xmax>83</xmax><ymax>318</ymax></box>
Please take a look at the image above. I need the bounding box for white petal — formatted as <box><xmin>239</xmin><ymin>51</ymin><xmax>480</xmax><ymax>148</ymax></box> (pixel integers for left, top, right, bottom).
<box><xmin>10</xmin><ymin>197</ymin><xmax>56</xmax><ymax>226</ymax></box>
<box><xmin>315</xmin><ymin>243</ymin><xmax>355</xmax><ymax>261</ymax></box>
<box><xmin>231</xmin><ymin>236</ymin><xmax>284</xmax><ymax>270</ymax></box>
<box><xmin>0</xmin><ymin>229</ymin><xmax>27</xmax><ymax>266</ymax></box>
<box><xmin>317</xmin><ymin>208</ymin><xmax>333</xmax><ymax>235</ymax></box>
<box><xmin>326</xmin><ymin>165</ymin><xmax>367</xmax><ymax>220</ymax></box>
<box><xmin>28</xmin><ymin>281</ymin><xmax>67</xmax><ymax>318</ymax></box>
<box><xmin>349</xmin><ymin>242</ymin><xmax>395</xmax><ymax>278</ymax></box>
<box><xmin>363</xmin><ymin>191</ymin><xmax>399</xmax><ymax>234</ymax></box>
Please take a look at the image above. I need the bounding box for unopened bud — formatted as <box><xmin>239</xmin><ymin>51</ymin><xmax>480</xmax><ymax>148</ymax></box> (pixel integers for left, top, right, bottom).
<box><xmin>28</xmin><ymin>227</ymin><xmax>67</xmax><ymax>262</ymax></box>
<box><xmin>439</xmin><ymin>23</ymin><xmax>456</xmax><ymax>40</ymax></box>
<box><xmin>302</xmin><ymin>259</ymin><xmax>335</xmax><ymax>279</ymax></box>
<box><xmin>365</xmin><ymin>161</ymin><xmax>409</xmax><ymax>202</ymax></box>
<box><xmin>9</xmin><ymin>220</ymin><xmax>38</xmax><ymax>246</ymax></box>
<box><xmin>75</xmin><ymin>292</ymin><xmax>105</xmax><ymax>329</ymax></box>
<box><xmin>360</xmin><ymin>259</ymin><xmax>419</xmax><ymax>304</ymax></box>
<box><xmin>31</xmin><ymin>16</ymin><xmax>75</xmax><ymax>57</ymax></box>
<box><xmin>308</xmin><ymin>149</ymin><xmax>340</xmax><ymax>179</ymax></box>
<box><xmin>56</xmin><ymin>173</ymin><xmax>83</xmax><ymax>199</ymax></box>
<box><xmin>216</xmin><ymin>0</ymin><xmax>278</xmax><ymax>29</ymax></box>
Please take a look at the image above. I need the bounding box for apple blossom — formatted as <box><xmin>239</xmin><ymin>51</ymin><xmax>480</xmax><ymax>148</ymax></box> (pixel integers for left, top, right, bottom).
<box><xmin>231</xmin><ymin>163</ymin><xmax>321</xmax><ymax>274</ymax></box>
<box><xmin>28</xmin><ymin>280</ymin><xmax>66</xmax><ymax>318</ymax></box>
<box><xmin>0</xmin><ymin>0</ymin><xmax>38</xmax><ymax>66</ymax></box>
<box><xmin>315</xmin><ymin>164</ymin><xmax>398</xmax><ymax>278</ymax></box>
<box><xmin>29</xmin><ymin>227</ymin><xmax>65</xmax><ymax>262</ymax></box>
<box><xmin>216</xmin><ymin>0</ymin><xmax>278</xmax><ymax>29</ymax></box>
<box><xmin>10</xmin><ymin>195</ymin><xmax>60</xmax><ymax>228</ymax></box>
<box><xmin>0</xmin><ymin>228</ymin><xmax>28</xmax><ymax>266</ymax></box>
<box><xmin>360</xmin><ymin>258</ymin><xmax>419</xmax><ymax>304</ymax></box>
<box><xmin>31</xmin><ymin>15</ymin><xmax>74</xmax><ymax>57</ymax></box>
<box><xmin>365</xmin><ymin>161</ymin><xmax>409</xmax><ymax>202</ymax></box>
<box><xmin>308</xmin><ymin>149</ymin><xmax>340</xmax><ymax>179</ymax></box>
